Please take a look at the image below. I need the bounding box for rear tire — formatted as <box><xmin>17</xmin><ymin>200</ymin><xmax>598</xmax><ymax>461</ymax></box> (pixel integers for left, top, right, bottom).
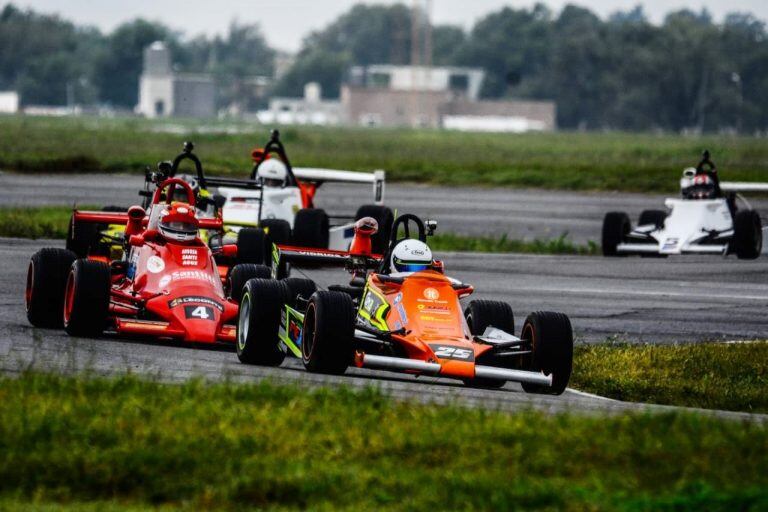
<box><xmin>355</xmin><ymin>205</ymin><xmax>394</xmax><ymax>254</ymax></box>
<box><xmin>63</xmin><ymin>259</ymin><xmax>111</xmax><ymax>337</ymax></box>
<box><xmin>293</xmin><ymin>208</ymin><xmax>329</xmax><ymax>248</ymax></box>
<box><xmin>66</xmin><ymin>214</ymin><xmax>100</xmax><ymax>258</ymax></box>
<box><xmin>260</xmin><ymin>219</ymin><xmax>292</xmax><ymax>245</ymax></box>
<box><xmin>464</xmin><ymin>300</ymin><xmax>515</xmax><ymax>389</ymax></box>
<box><xmin>732</xmin><ymin>210</ymin><xmax>762</xmax><ymax>260</ymax></box>
<box><xmin>228</xmin><ymin>264</ymin><xmax>271</xmax><ymax>302</ymax></box>
<box><xmin>236</xmin><ymin>279</ymin><xmax>286</xmax><ymax>366</ymax></box>
<box><xmin>638</xmin><ymin>209</ymin><xmax>666</xmax><ymax>229</ymax></box>
<box><xmin>237</xmin><ymin>228</ymin><xmax>266</xmax><ymax>264</ymax></box>
<box><xmin>520</xmin><ymin>312</ymin><xmax>573</xmax><ymax>395</ymax></box>
<box><xmin>26</xmin><ymin>248</ymin><xmax>77</xmax><ymax>328</ymax></box>
<box><xmin>602</xmin><ymin>212</ymin><xmax>630</xmax><ymax>257</ymax></box>
<box><xmin>301</xmin><ymin>291</ymin><xmax>355</xmax><ymax>374</ymax></box>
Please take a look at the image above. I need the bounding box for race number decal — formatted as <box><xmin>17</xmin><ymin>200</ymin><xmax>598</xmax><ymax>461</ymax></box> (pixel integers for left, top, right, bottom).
<box><xmin>429</xmin><ymin>344</ymin><xmax>475</xmax><ymax>361</ymax></box>
<box><xmin>184</xmin><ymin>305</ymin><xmax>214</xmax><ymax>320</ymax></box>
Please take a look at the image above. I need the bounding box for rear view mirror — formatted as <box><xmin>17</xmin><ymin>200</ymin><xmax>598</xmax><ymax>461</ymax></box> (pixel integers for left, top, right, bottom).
<box><xmin>425</xmin><ymin>219</ymin><xmax>438</xmax><ymax>236</ymax></box>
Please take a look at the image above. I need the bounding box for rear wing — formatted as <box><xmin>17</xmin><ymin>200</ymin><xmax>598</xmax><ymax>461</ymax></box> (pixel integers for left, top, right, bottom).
<box><xmin>272</xmin><ymin>244</ymin><xmax>382</xmax><ymax>272</ymax></box>
<box><xmin>293</xmin><ymin>168</ymin><xmax>386</xmax><ymax>205</ymax></box>
<box><xmin>720</xmin><ymin>182</ymin><xmax>768</xmax><ymax>193</ymax></box>
<box><xmin>72</xmin><ymin>210</ymin><xmax>224</xmax><ymax>231</ymax></box>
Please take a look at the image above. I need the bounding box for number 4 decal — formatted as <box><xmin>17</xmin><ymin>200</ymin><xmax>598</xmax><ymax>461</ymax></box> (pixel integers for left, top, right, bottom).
<box><xmin>184</xmin><ymin>305</ymin><xmax>214</xmax><ymax>320</ymax></box>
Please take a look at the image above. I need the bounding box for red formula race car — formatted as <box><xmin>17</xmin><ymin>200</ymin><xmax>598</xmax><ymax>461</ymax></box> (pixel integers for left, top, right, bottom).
<box><xmin>26</xmin><ymin>178</ymin><xmax>270</xmax><ymax>344</ymax></box>
<box><xmin>236</xmin><ymin>214</ymin><xmax>574</xmax><ymax>393</ymax></box>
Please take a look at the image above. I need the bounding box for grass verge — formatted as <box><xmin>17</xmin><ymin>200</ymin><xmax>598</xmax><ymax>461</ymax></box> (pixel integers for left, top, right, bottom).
<box><xmin>2</xmin><ymin>116</ymin><xmax>768</xmax><ymax>192</ymax></box>
<box><xmin>0</xmin><ymin>205</ymin><xmax>597</xmax><ymax>255</ymax></box>
<box><xmin>572</xmin><ymin>341</ymin><xmax>768</xmax><ymax>413</ymax></box>
<box><xmin>0</xmin><ymin>372</ymin><xmax>767</xmax><ymax>511</ymax></box>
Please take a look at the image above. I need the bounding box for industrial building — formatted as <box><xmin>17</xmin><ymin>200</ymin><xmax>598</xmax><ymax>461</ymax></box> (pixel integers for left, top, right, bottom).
<box><xmin>136</xmin><ymin>42</ymin><xmax>216</xmax><ymax>119</ymax></box>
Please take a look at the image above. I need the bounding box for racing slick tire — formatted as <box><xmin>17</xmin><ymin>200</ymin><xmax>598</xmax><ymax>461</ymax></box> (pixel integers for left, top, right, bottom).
<box><xmin>463</xmin><ymin>300</ymin><xmax>515</xmax><ymax>389</ymax></box>
<box><xmin>520</xmin><ymin>312</ymin><xmax>573</xmax><ymax>395</ymax></box>
<box><xmin>236</xmin><ymin>278</ymin><xmax>286</xmax><ymax>366</ymax></box>
<box><xmin>732</xmin><ymin>210</ymin><xmax>762</xmax><ymax>260</ymax></box>
<box><xmin>228</xmin><ymin>264</ymin><xmax>272</xmax><ymax>302</ymax></box>
<box><xmin>638</xmin><ymin>209</ymin><xmax>666</xmax><ymax>229</ymax></box>
<box><xmin>261</xmin><ymin>219</ymin><xmax>292</xmax><ymax>279</ymax></box>
<box><xmin>66</xmin><ymin>214</ymin><xmax>101</xmax><ymax>258</ymax></box>
<box><xmin>355</xmin><ymin>205</ymin><xmax>394</xmax><ymax>254</ymax></box>
<box><xmin>282</xmin><ymin>278</ymin><xmax>317</xmax><ymax>309</ymax></box>
<box><xmin>293</xmin><ymin>208</ymin><xmax>330</xmax><ymax>249</ymax></box>
<box><xmin>601</xmin><ymin>212</ymin><xmax>630</xmax><ymax>257</ymax></box>
<box><xmin>63</xmin><ymin>259</ymin><xmax>111</xmax><ymax>337</ymax></box>
<box><xmin>26</xmin><ymin>248</ymin><xmax>77</xmax><ymax>328</ymax></box>
<box><xmin>237</xmin><ymin>228</ymin><xmax>266</xmax><ymax>265</ymax></box>
<box><xmin>301</xmin><ymin>291</ymin><xmax>355</xmax><ymax>375</ymax></box>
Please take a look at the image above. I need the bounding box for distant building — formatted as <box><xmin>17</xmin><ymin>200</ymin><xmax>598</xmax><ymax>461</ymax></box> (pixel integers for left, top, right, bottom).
<box><xmin>136</xmin><ymin>42</ymin><xmax>216</xmax><ymax>119</ymax></box>
<box><xmin>341</xmin><ymin>65</ymin><xmax>556</xmax><ymax>132</ymax></box>
<box><xmin>0</xmin><ymin>91</ymin><xmax>19</xmax><ymax>114</ymax></box>
<box><xmin>257</xmin><ymin>82</ymin><xmax>342</xmax><ymax>126</ymax></box>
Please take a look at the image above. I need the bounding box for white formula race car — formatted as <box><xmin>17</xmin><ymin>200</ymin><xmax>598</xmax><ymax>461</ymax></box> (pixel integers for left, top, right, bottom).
<box><xmin>602</xmin><ymin>151</ymin><xmax>765</xmax><ymax>259</ymax></box>
<box><xmin>214</xmin><ymin>130</ymin><xmax>393</xmax><ymax>255</ymax></box>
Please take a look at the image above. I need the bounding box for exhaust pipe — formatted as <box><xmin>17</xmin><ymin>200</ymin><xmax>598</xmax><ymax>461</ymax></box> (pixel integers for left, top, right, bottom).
<box><xmin>356</xmin><ymin>354</ymin><xmax>552</xmax><ymax>386</ymax></box>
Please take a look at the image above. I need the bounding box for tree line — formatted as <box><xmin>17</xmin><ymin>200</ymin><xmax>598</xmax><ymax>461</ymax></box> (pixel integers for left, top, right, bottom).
<box><xmin>1</xmin><ymin>2</ymin><xmax>767</xmax><ymax>133</ymax></box>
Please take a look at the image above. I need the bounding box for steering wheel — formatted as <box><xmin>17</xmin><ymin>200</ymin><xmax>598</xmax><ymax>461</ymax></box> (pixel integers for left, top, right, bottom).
<box><xmin>151</xmin><ymin>178</ymin><xmax>196</xmax><ymax>206</ymax></box>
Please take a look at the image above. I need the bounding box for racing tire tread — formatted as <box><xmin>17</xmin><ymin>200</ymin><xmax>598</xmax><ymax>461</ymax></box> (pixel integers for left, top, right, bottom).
<box><xmin>26</xmin><ymin>248</ymin><xmax>77</xmax><ymax>328</ymax></box>
<box><xmin>301</xmin><ymin>291</ymin><xmax>354</xmax><ymax>375</ymax></box>
<box><xmin>520</xmin><ymin>311</ymin><xmax>573</xmax><ymax>395</ymax></box>
<box><xmin>228</xmin><ymin>264</ymin><xmax>272</xmax><ymax>302</ymax></box>
<box><xmin>63</xmin><ymin>259</ymin><xmax>111</xmax><ymax>337</ymax></box>
<box><xmin>236</xmin><ymin>278</ymin><xmax>286</xmax><ymax>366</ymax></box>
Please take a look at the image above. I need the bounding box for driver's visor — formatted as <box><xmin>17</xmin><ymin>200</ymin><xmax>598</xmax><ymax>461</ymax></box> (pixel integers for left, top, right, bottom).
<box><xmin>161</xmin><ymin>221</ymin><xmax>197</xmax><ymax>234</ymax></box>
<box><xmin>397</xmin><ymin>263</ymin><xmax>430</xmax><ymax>272</ymax></box>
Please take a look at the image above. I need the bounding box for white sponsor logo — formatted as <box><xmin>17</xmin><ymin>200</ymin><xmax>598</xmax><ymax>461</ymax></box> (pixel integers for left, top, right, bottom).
<box><xmin>158</xmin><ymin>275</ymin><xmax>172</xmax><ymax>288</ymax></box>
<box><xmin>177</xmin><ymin>207</ymin><xmax>189</xmax><ymax>214</ymax></box>
<box><xmin>147</xmin><ymin>256</ymin><xmax>165</xmax><ymax>273</ymax></box>
<box><xmin>181</xmin><ymin>248</ymin><xmax>198</xmax><ymax>266</ymax></box>
<box><xmin>423</xmin><ymin>288</ymin><xmax>439</xmax><ymax>300</ymax></box>
<box><xmin>170</xmin><ymin>270</ymin><xmax>218</xmax><ymax>287</ymax></box>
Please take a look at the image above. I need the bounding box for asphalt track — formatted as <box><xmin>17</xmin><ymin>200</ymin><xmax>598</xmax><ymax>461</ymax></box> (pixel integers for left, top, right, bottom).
<box><xmin>0</xmin><ymin>173</ymin><xmax>766</xmax><ymax>418</ymax></box>
<box><xmin>1</xmin><ymin>237</ymin><xmax>766</xmax><ymax>420</ymax></box>
<box><xmin>5</xmin><ymin>171</ymin><xmax>768</xmax><ymax>243</ymax></box>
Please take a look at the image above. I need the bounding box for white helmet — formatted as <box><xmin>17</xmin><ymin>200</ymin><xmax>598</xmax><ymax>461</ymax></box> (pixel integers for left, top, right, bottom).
<box><xmin>257</xmin><ymin>158</ymin><xmax>288</xmax><ymax>187</ymax></box>
<box><xmin>391</xmin><ymin>239</ymin><xmax>433</xmax><ymax>273</ymax></box>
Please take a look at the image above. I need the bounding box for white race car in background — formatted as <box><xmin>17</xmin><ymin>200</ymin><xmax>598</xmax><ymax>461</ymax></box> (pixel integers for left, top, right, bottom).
<box><xmin>602</xmin><ymin>151</ymin><xmax>765</xmax><ymax>259</ymax></box>
<box><xmin>215</xmin><ymin>130</ymin><xmax>393</xmax><ymax>254</ymax></box>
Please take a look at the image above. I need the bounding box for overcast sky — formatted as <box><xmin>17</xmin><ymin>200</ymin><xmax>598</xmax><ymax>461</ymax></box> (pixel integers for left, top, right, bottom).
<box><xmin>10</xmin><ymin>0</ymin><xmax>768</xmax><ymax>52</ymax></box>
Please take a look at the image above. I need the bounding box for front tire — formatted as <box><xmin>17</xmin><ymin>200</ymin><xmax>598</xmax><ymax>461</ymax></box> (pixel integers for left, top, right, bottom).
<box><xmin>227</xmin><ymin>264</ymin><xmax>271</xmax><ymax>302</ymax></box>
<box><xmin>464</xmin><ymin>300</ymin><xmax>515</xmax><ymax>389</ymax></box>
<box><xmin>602</xmin><ymin>212</ymin><xmax>630</xmax><ymax>257</ymax></box>
<box><xmin>236</xmin><ymin>279</ymin><xmax>286</xmax><ymax>366</ymax></box>
<box><xmin>26</xmin><ymin>248</ymin><xmax>77</xmax><ymax>328</ymax></box>
<box><xmin>301</xmin><ymin>291</ymin><xmax>355</xmax><ymax>374</ymax></box>
<box><xmin>520</xmin><ymin>312</ymin><xmax>573</xmax><ymax>395</ymax></box>
<box><xmin>63</xmin><ymin>259</ymin><xmax>111</xmax><ymax>337</ymax></box>
<box><xmin>732</xmin><ymin>210</ymin><xmax>762</xmax><ymax>260</ymax></box>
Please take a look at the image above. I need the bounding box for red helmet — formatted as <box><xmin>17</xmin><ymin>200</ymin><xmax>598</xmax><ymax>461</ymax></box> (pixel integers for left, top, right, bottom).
<box><xmin>158</xmin><ymin>202</ymin><xmax>199</xmax><ymax>242</ymax></box>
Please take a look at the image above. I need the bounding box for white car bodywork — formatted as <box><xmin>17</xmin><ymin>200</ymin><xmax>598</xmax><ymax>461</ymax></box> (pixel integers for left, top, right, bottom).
<box><xmin>618</xmin><ymin>198</ymin><xmax>733</xmax><ymax>255</ymax></box>
<box><xmin>616</xmin><ymin>181</ymin><xmax>768</xmax><ymax>256</ymax></box>
<box><xmin>215</xmin><ymin>168</ymin><xmax>385</xmax><ymax>251</ymax></box>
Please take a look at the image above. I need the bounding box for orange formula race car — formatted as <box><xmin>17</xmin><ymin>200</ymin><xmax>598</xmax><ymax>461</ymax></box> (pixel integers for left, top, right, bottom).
<box><xmin>235</xmin><ymin>214</ymin><xmax>574</xmax><ymax>393</ymax></box>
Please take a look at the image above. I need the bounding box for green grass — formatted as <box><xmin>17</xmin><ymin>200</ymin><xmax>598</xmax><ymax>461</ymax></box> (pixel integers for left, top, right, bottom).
<box><xmin>572</xmin><ymin>341</ymin><xmax>768</xmax><ymax>413</ymax></box>
<box><xmin>0</xmin><ymin>205</ymin><xmax>598</xmax><ymax>254</ymax></box>
<box><xmin>2</xmin><ymin>115</ymin><xmax>768</xmax><ymax>192</ymax></box>
<box><xmin>0</xmin><ymin>372</ymin><xmax>767</xmax><ymax>511</ymax></box>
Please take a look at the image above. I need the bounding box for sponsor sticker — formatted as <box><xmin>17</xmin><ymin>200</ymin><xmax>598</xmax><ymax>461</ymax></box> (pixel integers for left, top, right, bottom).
<box><xmin>170</xmin><ymin>270</ymin><xmax>219</xmax><ymax>287</ymax></box>
<box><xmin>168</xmin><ymin>296</ymin><xmax>224</xmax><ymax>312</ymax></box>
<box><xmin>181</xmin><ymin>248</ymin><xmax>199</xmax><ymax>266</ymax></box>
<box><xmin>423</xmin><ymin>288</ymin><xmax>440</xmax><ymax>300</ymax></box>
<box><xmin>428</xmin><ymin>344</ymin><xmax>475</xmax><ymax>361</ymax></box>
<box><xmin>158</xmin><ymin>275</ymin><xmax>172</xmax><ymax>288</ymax></box>
<box><xmin>147</xmin><ymin>255</ymin><xmax>165</xmax><ymax>273</ymax></box>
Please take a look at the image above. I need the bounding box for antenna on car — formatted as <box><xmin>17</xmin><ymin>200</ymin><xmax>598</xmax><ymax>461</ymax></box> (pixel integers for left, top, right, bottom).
<box><xmin>183</xmin><ymin>141</ymin><xmax>194</xmax><ymax>153</ymax></box>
